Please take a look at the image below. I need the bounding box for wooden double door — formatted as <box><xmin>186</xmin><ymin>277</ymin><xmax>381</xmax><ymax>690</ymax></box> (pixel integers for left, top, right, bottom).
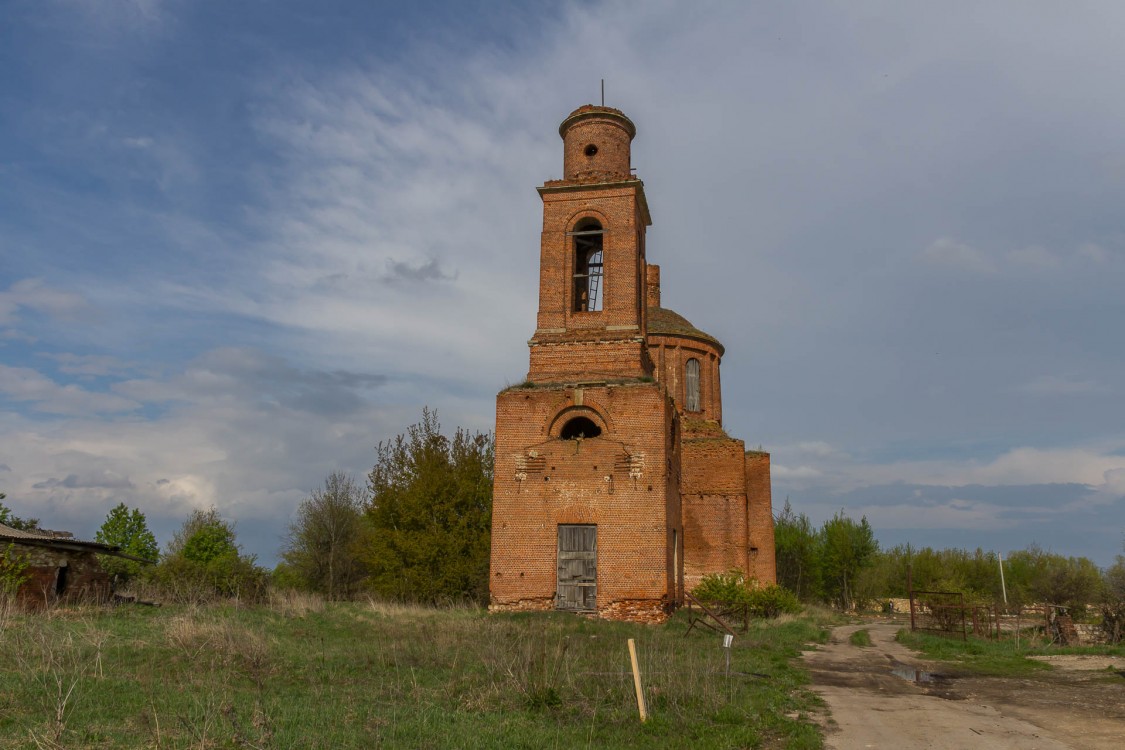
<box><xmin>556</xmin><ymin>524</ymin><xmax>596</xmax><ymax>611</ymax></box>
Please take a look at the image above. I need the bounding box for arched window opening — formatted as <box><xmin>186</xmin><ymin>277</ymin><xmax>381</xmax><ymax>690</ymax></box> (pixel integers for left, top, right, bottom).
<box><xmin>685</xmin><ymin>358</ymin><xmax>701</xmax><ymax>412</ymax></box>
<box><xmin>560</xmin><ymin>416</ymin><xmax>602</xmax><ymax>439</ymax></box>
<box><xmin>571</xmin><ymin>220</ymin><xmax>604</xmax><ymax>312</ymax></box>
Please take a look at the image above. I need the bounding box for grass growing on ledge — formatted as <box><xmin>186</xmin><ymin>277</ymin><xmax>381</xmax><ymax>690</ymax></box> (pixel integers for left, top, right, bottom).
<box><xmin>848</xmin><ymin>629</ymin><xmax>872</xmax><ymax>647</ymax></box>
<box><xmin>0</xmin><ymin>598</ymin><xmax>832</xmax><ymax>749</ymax></box>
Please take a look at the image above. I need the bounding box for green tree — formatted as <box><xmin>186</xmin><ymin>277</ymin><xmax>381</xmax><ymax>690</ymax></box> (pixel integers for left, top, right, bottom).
<box><xmin>0</xmin><ymin>494</ymin><xmax>39</xmax><ymax>531</ymax></box>
<box><xmin>1</xmin><ymin>493</ymin><xmax>36</xmax><ymax>595</ymax></box>
<box><xmin>363</xmin><ymin>409</ymin><xmax>493</xmax><ymax>604</ymax></box>
<box><xmin>861</xmin><ymin>545</ymin><xmax>1005</xmax><ymax>601</ymax></box>
<box><xmin>1103</xmin><ymin>546</ymin><xmax>1125</xmax><ymax>644</ymax></box>
<box><xmin>774</xmin><ymin>499</ymin><xmax>819</xmax><ymax>600</ymax></box>
<box><xmin>95</xmin><ymin>503</ymin><xmax>159</xmax><ymax>582</ymax></box>
<box><xmin>1005</xmin><ymin>545</ymin><xmax>1103</xmax><ymax>611</ymax></box>
<box><xmin>0</xmin><ymin>542</ymin><xmax>30</xmax><ymax>595</ymax></box>
<box><xmin>281</xmin><ymin>472</ymin><xmax>368</xmax><ymax>600</ymax></box>
<box><xmin>818</xmin><ymin>512</ymin><xmax>878</xmax><ymax>610</ymax></box>
<box><xmin>1106</xmin><ymin>554</ymin><xmax>1125</xmax><ymax>603</ymax></box>
<box><xmin>154</xmin><ymin>507</ymin><xmax>265</xmax><ymax>602</ymax></box>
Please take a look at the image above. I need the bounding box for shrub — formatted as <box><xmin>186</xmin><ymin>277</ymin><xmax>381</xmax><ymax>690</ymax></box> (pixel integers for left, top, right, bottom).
<box><xmin>745</xmin><ymin>583</ymin><xmax>802</xmax><ymax>618</ymax></box>
<box><xmin>148</xmin><ymin>507</ymin><xmax>267</xmax><ymax>603</ymax></box>
<box><xmin>692</xmin><ymin>570</ymin><xmax>801</xmax><ymax>618</ymax></box>
<box><xmin>693</xmin><ymin>569</ymin><xmax>752</xmax><ymax>607</ymax></box>
<box><xmin>0</xmin><ymin>542</ymin><xmax>30</xmax><ymax>595</ymax></box>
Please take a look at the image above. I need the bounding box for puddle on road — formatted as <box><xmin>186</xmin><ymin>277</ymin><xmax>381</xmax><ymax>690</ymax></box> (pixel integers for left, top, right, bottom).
<box><xmin>890</xmin><ymin>665</ymin><xmax>941</xmax><ymax>684</ymax></box>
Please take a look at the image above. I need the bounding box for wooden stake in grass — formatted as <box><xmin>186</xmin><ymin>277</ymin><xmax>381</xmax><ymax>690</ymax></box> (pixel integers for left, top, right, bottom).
<box><xmin>627</xmin><ymin>638</ymin><xmax>647</xmax><ymax>722</ymax></box>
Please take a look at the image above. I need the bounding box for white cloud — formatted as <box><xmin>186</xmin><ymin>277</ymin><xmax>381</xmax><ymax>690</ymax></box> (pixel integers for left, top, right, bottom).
<box><xmin>1007</xmin><ymin>245</ymin><xmax>1059</xmax><ymax>268</ymax></box>
<box><xmin>38</xmin><ymin>353</ymin><xmax>138</xmax><ymax>377</ymax></box>
<box><xmin>772</xmin><ymin>464</ymin><xmax>823</xmax><ymax>480</ymax></box>
<box><xmin>0</xmin><ymin>365</ymin><xmax>140</xmax><ymax>415</ymax></box>
<box><xmin>1016</xmin><ymin>374</ymin><xmax>1108</xmax><ymax>396</ymax></box>
<box><xmin>0</xmin><ymin>279</ymin><xmax>90</xmax><ymax>326</ymax></box>
<box><xmin>918</xmin><ymin>238</ymin><xmax>995</xmax><ymax>273</ymax></box>
<box><xmin>777</xmin><ymin>443</ymin><xmax>1125</xmax><ymax>496</ymax></box>
<box><xmin>1102</xmin><ymin>468</ymin><xmax>1125</xmax><ymax>497</ymax></box>
<box><xmin>0</xmin><ymin>329</ymin><xmax>37</xmax><ymax>344</ymax></box>
<box><xmin>7</xmin><ymin>2</ymin><xmax>1125</xmax><ymax>563</ymax></box>
<box><xmin>52</xmin><ymin>0</ymin><xmax>167</xmax><ymax>31</ymax></box>
<box><xmin>795</xmin><ymin>441</ymin><xmax>849</xmax><ymax>459</ymax></box>
<box><xmin>0</xmin><ymin>346</ymin><xmax>435</xmax><ymax>554</ymax></box>
<box><xmin>1076</xmin><ymin>242</ymin><xmax>1110</xmax><ymax>263</ymax></box>
<box><xmin>827</xmin><ymin>498</ymin><xmax>1016</xmax><ymax>531</ymax></box>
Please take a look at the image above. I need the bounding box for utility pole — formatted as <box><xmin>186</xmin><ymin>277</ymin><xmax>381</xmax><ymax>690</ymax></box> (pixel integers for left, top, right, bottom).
<box><xmin>998</xmin><ymin>551</ymin><xmax>1008</xmax><ymax>607</ymax></box>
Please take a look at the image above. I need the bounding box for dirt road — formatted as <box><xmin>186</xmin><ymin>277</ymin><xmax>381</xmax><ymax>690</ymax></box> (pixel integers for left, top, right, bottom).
<box><xmin>803</xmin><ymin>623</ymin><xmax>1125</xmax><ymax>750</ymax></box>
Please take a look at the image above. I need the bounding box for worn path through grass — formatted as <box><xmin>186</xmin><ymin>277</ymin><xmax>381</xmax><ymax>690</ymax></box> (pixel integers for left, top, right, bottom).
<box><xmin>805</xmin><ymin>623</ymin><xmax>1125</xmax><ymax>750</ymax></box>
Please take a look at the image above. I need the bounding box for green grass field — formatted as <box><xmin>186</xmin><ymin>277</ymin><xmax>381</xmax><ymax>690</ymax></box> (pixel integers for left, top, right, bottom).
<box><xmin>0</xmin><ymin>595</ymin><xmax>830</xmax><ymax>749</ymax></box>
<box><xmin>895</xmin><ymin>628</ymin><xmax>1125</xmax><ymax>676</ymax></box>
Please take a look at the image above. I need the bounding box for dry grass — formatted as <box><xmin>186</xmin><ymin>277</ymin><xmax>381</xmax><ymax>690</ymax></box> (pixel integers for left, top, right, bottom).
<box><xmin>266</xmin><ymin>588</ymin><xmax>326</xmax><ymax>618</ymax></box>
<box><xmin>0</xmin><ymin>599</ymin><xmax>828</xmax><ymax>749</ymax></box>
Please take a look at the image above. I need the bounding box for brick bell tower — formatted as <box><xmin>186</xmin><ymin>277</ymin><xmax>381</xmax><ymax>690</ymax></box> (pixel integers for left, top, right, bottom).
<box><xmin>527</xmin><ymin>105</ymin><xmax>654</xmax><ymax>382</ymax></box>
<box><xmin>488</xmin><ymin>104</ymin><xmax>776</xmax><ymax>623</ymax></box>
<box><xmin>489</xmin><ymin>105</ymin><xmax>684</xmax><ymax>622</ymax></box>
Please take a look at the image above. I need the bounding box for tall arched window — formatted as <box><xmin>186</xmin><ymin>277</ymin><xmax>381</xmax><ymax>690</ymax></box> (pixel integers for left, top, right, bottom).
<box><xmin>685</xmin><ymin>358</ymin><xmax>701</xmax><ymax>412</ymax></box>
<box><xmin>571</xmin><ymin>220</ymin><xmax>604</xmax><ymax>312</ymax></box>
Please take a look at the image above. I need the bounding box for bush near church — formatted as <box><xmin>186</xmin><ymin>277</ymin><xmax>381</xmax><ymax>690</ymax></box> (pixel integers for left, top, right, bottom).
<box><xmin>692</xmin><ymin>569</ymin><xmax>801</xmax><ymax>619</ymax></box>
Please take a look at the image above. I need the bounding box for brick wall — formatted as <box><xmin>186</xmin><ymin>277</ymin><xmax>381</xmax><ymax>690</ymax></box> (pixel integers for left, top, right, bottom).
<box><xmin>681</xmin><ymin>437</ymin><xmax>750</xmax><ymax>590</ymax></box>
<box><xmin>490</xmin><ymin>381</ymin><xmax>680</xmax><ymax>621</ymax></box>
<box><xmin>648</xmin><ymin>334</ymin><xmax>723</xmax><ymax>424</ymax></box>
<box><xmin>745</xmin><ymin>452</ymin><xmax>777</xmax><ymax>583</ymax></box>
<box><xmin>10</xmin><ymin>545</ymin><xmax>111</xmax><ymax>609</ymax></box>
<box><xmin>558</xmin><ymin>106</ymin><xmax>635</xmax><ymax>182</ymax></box>
<box><xmin>530</xmin><ymin>184</ymin><xmax>651</xmax><ymax>373</ymax></box>
<box><xmin>489</xmin><ymin>104</ymin><xmax>775</xmax><ymax>623</ymax></box>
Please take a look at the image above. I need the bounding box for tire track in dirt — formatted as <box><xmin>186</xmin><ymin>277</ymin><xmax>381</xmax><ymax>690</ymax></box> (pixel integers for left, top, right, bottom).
<box><xmin>801</xmin><ymin>623</ymin><xmax>1125</xmax><ymax>750</ymax></box>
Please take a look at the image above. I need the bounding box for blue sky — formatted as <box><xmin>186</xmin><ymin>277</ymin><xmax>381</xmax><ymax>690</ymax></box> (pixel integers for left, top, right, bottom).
<box><xmin>1</xmin><ymin>0</ymin><xmax>1123</xmax><ymax>567</ymax></box>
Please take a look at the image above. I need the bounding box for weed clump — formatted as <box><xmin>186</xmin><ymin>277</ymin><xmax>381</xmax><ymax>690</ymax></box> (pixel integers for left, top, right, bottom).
<box><xmin>693</xmin><ymin>570</ymin><xmax>803</xmax><ymax>619</ymax></box>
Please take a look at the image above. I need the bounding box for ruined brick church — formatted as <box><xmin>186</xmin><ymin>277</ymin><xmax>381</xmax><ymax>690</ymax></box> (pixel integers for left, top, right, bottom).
<box><xmin>489</xmin><ymin>104</ymin><xmax>775</xmax><ymax>622</ymax></box>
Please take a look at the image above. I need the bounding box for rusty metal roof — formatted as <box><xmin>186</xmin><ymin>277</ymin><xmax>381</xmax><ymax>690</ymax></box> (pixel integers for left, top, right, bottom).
<box><xmin>0</xmin><ymin>523</ymin><xmax>56</xmax><ymax>540</ymax></box>
<box><xmin>647</xmin><ymin>306</ymin><xmax>725</xmax><ymax>354</ymax></box>
<box><xmin>0</xmin><ymin>522</ymin><xmax>152</xmax><ymax>561</ymax></box>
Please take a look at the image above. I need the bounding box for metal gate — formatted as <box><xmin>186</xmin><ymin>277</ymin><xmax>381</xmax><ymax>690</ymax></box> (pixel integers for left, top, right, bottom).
<box><xmin>557</xmin><ymin>524</ymin><xmax>597</xmax><ymax>611</ymax></box>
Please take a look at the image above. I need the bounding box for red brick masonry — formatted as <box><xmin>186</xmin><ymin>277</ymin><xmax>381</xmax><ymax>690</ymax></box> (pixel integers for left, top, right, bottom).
<box><xmin>489</xmin><ymin>105</ymin><xmax>775</xmax><ymax>623</ymax></box>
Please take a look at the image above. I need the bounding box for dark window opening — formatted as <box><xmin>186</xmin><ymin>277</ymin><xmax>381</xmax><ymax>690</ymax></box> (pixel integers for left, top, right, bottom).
<box><xmin>560</xmin><ymin>416</ymin><xmax>601</xmax><ymax>439</ymax></box>
<box><xmin>584</xmin><ymin>144</ymin><xmax>598</xmax><ymax>157</ymax></box>
<box><xmin>55</xmin><ymin>565</ymin><xmax>69</xmax><ymax>595</ymax></box>
<box><xmin>685</xmin><ymin>358</ymin><xmax>701</xmax><ymax>412</ymax></box>
<box><xmin>572</xmin><ymin>221</ymin><xmax>604</xmax><ymax>312</ymax></box>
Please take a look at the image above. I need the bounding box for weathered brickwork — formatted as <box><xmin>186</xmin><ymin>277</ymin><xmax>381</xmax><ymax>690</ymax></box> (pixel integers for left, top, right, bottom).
<box><xmin>745</xmin><ymin>451</ymin><xmax>777</xmax><ymax>583</ymax></box>
<box><xmin>491</xmin><ymin>382</ymin><xmax>682</xmax><ymax>621</ymax></box>
<box><xmin>489</xmin><ymin>104</ymin><xmax>775</xmax><ymax>623</ymax></box>
<box><xmin>10</xmin><ymin>546</ymin><xmax>111</xmax><ymax>609</ymax></box>
<box><xmin>681</xmin><ymin>437</ymin><xmax>749</xmax><ymax>590</ymax></box>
